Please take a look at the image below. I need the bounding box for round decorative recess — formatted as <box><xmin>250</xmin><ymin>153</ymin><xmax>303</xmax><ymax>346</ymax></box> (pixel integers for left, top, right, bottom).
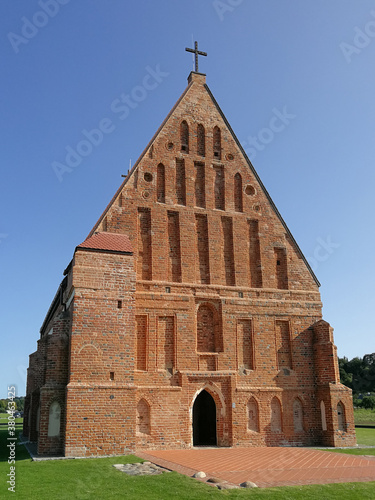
<box><xmin>166</xmin><ymin>142</ymin><xmax>174</xmax><ymax>151</ymax></box>
<box><xmin>226</xmin><ymin>153</ymin><xmax>234</xmax><ymax>161</ymax></box>
<box><xmin>142</xmin><ymin>190</ymin><xmax>151</xmax><ymax>199</ymax></box>
<box><xmin>245</xmin><ymin>185</ymin><xmax>256</xmax><ymax>196</ymax></box>
<box><xmin>144</xmin><ymin>172</ymin><xmax>153</xmax><ymax>182</ymax></box>
<box><xmin>253</xmin><ymin>204</ymin><xmax>261</xmax><ymax>213</ymax></box>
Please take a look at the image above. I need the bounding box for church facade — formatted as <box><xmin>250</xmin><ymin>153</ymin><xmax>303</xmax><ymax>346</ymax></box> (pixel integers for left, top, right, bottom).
<box><xmin>23</xmin><ymin>70</ymin><xmax>356</xmax><ymax>457</ymax></box>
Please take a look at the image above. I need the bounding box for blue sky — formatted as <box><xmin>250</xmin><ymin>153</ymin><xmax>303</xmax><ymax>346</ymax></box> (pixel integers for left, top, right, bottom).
<box><xmin>1</xmin><ymin>0</ymin><xmax>374</xmax><ymax>398</ymax></box>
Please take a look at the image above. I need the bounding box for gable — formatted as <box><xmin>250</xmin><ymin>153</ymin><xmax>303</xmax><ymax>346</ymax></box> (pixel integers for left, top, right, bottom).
<box><xmin>86</xmin><ymin>71</ymin><xmax>319</xmax><ymax>289</ymax></box>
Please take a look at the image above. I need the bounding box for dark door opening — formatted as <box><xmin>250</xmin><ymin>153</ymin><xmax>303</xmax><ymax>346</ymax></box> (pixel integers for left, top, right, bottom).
<box><xmin>193</xmin><ymin>390</ymin><xmax>217</xmax><ymax>446</ymax></box>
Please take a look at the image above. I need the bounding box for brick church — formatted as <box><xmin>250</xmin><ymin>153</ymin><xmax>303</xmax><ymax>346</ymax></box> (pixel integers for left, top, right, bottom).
<box><xmin>24</xmin><ymin>49</ymin><xmax>356</xmax><ymax>456</ymax></box>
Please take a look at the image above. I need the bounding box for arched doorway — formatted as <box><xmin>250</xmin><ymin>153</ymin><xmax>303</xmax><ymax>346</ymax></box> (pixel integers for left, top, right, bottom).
<box><xmin>193</xmin><ymin>390</ymin><xmax>217</xmax><ymax>446</ymax></box>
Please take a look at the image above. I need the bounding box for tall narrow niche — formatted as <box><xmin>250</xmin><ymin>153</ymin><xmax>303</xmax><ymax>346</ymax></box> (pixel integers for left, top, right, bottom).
<box><xmin>222</xmin><ymin>216</ymin><xmax>235</xmax><ymax>286</ymax></box>
<box><xmin>176</xmin><ymin>158</ymin><xmax>186</xmax><ymax>206</ymax></box>
<box><xmin>195</xmin><ymin>214</ymin><xmax>210</xmax><ymax>284</ymax></box>
<box><xmin>137</xmin><ymin>208</ymin><xmax>152</xmax><ymax>280</ymax></box>
<box><xmin>248</xmin><ymin>220</ymin><xmax>262</xmax><ymax>288</ymax></box>
<box><xmin>194</xmin><ymin>162</ymin><xmax>205</xmax><ymax>208</ymax></box>
<box><xmin>167</xmin><ymin>211</ymin><xmax>182</xmax><ymax>282</ymax></box>
<box><xmin>214</xmin><ymin>166</ymin><xmax>225</xmax><ymax>210</ymax></box>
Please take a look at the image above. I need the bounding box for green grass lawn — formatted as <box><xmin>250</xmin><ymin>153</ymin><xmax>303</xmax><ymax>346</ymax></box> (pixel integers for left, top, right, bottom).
<box><xmin>354</xmin><ymin>408</ymin><xmax>375</xmax><ymax>426</ymax></box>
<box><xmin>355</xmin><ymin>427</ymin><xmax>375</xmax><ymax>446</ymax></box>
<box><xmin>1</xmin><ymin>425</ymin><xmax>375</xmax><ymax>499</ymax></box>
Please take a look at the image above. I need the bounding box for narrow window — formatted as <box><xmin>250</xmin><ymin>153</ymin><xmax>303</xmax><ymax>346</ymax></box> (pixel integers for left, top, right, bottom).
<box><xmin>213</xmin><ymin>126</ymin><xmax>221</xmax><ymax>160</ymax></box>
<box><xmin>195</xmin><ymin>214</ymin><xmax>210</xmax><ymax>284</ymax></box>
<box><xmin>47</xmin><ymin>401</ymin><xmax>61</xmax><ymax>437</ymax></box>
<box><xmin>197</xmin><ymin>124</ymin><xmax>205</xmax><ymax>156</ymax></box>
<box><xmin>194</xmin><ymin>162</ymin><xmax>205</xmax><ymax>208</ymax></box>
<box><xmin>117</xmin><ymin>300</ymin><xmax>122</xmax><ymax>309</ymax></box>
<box><xmin>293</xmin><ymin>398</ymin><xmax>303</xmax><ymax>432</ymax></box>
<box><xmin>176</xmin><ymin>158</ymin><xmax>186</xmax><ymax>205</ymax></box>
<box><xmin>157</xmin><ymin>163</ymin><xmax>165</xmax><ymax>203</ymax></box>
<box><xmin>271</xmin><ymin>397</ymin><xmax>282</xmax><ymax>432</ymax></box>
<box><xmin>337</xmin><ymin>402</ymin><xmax>346</xmax><ymax>431</ymax></box>
<box><xmin>137</xmin><ymin>208</ymin><xmax>152</xmax><ymax>280</ymax></box>
<box><xmin>110</xmin><ymin>371</ymin><xmax>115</xmax><ymax>381</ymax></box>
<box><xmin>222</xmin><ymin>216</ymin><xmax>235</xmax><ymax>286</ymax></box>
<box><xmin>180</xmin><ymin>120</ymin><xmax>189</xmax><ymax>153</ymax></box>
<box><xmin>247</xmin><ymin>397</ymin><xmax>259</xmax><ymax>432</ymax></box>
<box><xmin>135</xmin><ymin>315</ymin><xmax>148</xmax><ymax>371</ymax></box>
<box><xmin>214</xmin><ymin>166</ymin><xmax>225</xmax><ymax>210</ymax></box>
<box><xmin>234</xmin><ymin>173</ymin><xmax>243</xmax><ymax>212</ymax></box>
<box><xmin>167</xmin><ymin>211</ymin><xmax>182</xmax><ymax>282</ymax></box>
<box><xmin>248</xmin><ymin>220</ymin><xmax>262</xmax><ymax>287</ymax></box>
<box><xmin>320</xmin><ymin>400</ymin><xmax>327</xmax><ymax>431</ymax></box>
<box><xmin>136</xmin><ymin>399</ymin><xmax>150</xmax><ymax>435</ymax></box>
<box><xmin>275</xmin><ymin>248</ymin><xmax>288</xmax><ymax>289</ymax></box>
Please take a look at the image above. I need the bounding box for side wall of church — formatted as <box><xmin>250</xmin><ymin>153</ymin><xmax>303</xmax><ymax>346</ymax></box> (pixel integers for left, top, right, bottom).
<box><xmin>64</xmin><ymin>248</ymin><xmax>136</xmax><ymax>457</ymax></box>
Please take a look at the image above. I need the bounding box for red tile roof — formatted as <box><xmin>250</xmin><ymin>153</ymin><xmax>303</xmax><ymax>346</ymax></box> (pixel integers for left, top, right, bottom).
<box><xmin>77</xmin><ymin>232</ymin><xmax>133</xmax><ymax>253</ymax></box>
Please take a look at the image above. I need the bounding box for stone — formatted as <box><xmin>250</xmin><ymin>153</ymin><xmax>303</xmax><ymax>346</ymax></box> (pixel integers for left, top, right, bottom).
<box><xmin>240</xmin><ymin>481</ymin><xmax>258</xmax><ymax>488</ymax></box>
<box><xmin>207</xmin><ymin>477</ymin><xmax>224</xmax><ymax>484</ymax></box>
<box><xmin>217</xmin><ymin>484</ymin><xmax>239</xmax><ymax>490</ymax></box>
<box><xmin>193</xmin><ymin>471</ymin><xmax>206</xmax><ymax>478</ymax></box>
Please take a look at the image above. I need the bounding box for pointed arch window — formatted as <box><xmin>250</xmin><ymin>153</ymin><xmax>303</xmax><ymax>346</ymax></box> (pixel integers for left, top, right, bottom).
<box><xmin>180</xmin><ymin>120</ymin><xmax>189</xmax><ymax>153</ymax></box>
<box><xmin>293</xmin><ymin>398</ymin><xmax>303</xmax><ymax>432</ymax></box>
<box><xmin>337</xmin><ymin>402</ymin><xmax>346</xmax><ymax>431</ymax></box>
<box><xmin>197</xmin><ymin>124</ymin><xmax>205</xmax><ymax>156</ymax></box>
<box><xmin>48</xmin><ymin>401</ymin><xmax>61</xmax><ymax>437</ymax></box>
<box><xmin>157</xmin><ymin>163</ymin><xmax>165</xmax><ymax>203</ymax></box>
<box><xmin>234</xmin><ymin>173</ymin><xmax>243</xmax><ymax>212</ymax></box>
<box><xmin>136</xmin><ymin>399</ymin><xmax>150</xmax><ymax>435</ymax></box>
<box><xmin>213</xmin><ymin>126</ymin><xmax>221</xmax><ymax>160</ymax></box>
<box><xmin>271</xmin><ymin>397</ymin><xmax>282</xmax><ymax>432</ymax></box>
<box><xmin>247</xmin><ymin>397</ymin><xmax>259</xmax><ymax>432</ymax></box>
<box><xmin>320</xmin><ymin>400</ymin><xmax>327</xmax><ymax>431</ymax></box>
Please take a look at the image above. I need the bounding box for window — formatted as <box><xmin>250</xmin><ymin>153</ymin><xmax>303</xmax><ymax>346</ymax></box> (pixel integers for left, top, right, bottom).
<box><xmin>271</xmin><ymin>397</ymin><xmax>282</xmax><ymax>432</ymax></box>
<box><xmin>213</xmin><ymin>126</ymin><xmax>221</xmax><ymax>159</ymax></box>
<box><xmin>157</xmin><ymin>163</ymin><xmax>166</xmax><ymax>203</ymax></box>
<box><xmin>293</xmin><ymin>398</ymin><xmax>303</xmax><ymax>432</ymax></box>
<box><xmin>136</xmin><ymin>399</ymin><xmax>150</xmax><ymax>435</ymax></box>
<box><xmin>180</xmin><ymin>120</ymin><xmax>189</xmax><ymax>152</ymax></box>
<box><xmin>48</xmin><ymin>402</ymin><xmax>61</xmax><ymax>437</ymax></box>
<box><xmin>247</xmin><ymin>398</ymin><xmax>259</xmax><ymax>432</ymax></box>
<box><xmin>234</xmin><ymin>173</ymin><xmax>243</xmax><ymax>212</ymax></box>
<box><xmin>197</xmin><ymin>124</ymin><xmax>205</xmax><ymax>156</ymax></box>
<box><xmin>337</xmin><ymin>402</ymin><xmax>346</xmax><ymax>431</ymax></box>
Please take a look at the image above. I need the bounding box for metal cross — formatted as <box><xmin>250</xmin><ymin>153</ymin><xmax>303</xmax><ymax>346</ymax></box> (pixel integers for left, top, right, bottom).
<box><xmin>185</xmin><ymin>41</ymin><xmax>207</xmax><ymax>73</ymax></box>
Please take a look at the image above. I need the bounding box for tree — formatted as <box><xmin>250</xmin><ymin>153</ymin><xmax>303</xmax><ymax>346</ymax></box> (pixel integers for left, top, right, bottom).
<box><xmin>360</xmin><ymin>396</ymin><xmax>375</xmax><ymax>410</ymax></box>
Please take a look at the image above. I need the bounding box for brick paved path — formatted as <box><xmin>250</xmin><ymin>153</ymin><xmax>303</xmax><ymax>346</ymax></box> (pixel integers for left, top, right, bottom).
<box><xmin>137</xmin><ymin>447</ymin><xmax>375</xmax><ymax>488</ymax></box>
